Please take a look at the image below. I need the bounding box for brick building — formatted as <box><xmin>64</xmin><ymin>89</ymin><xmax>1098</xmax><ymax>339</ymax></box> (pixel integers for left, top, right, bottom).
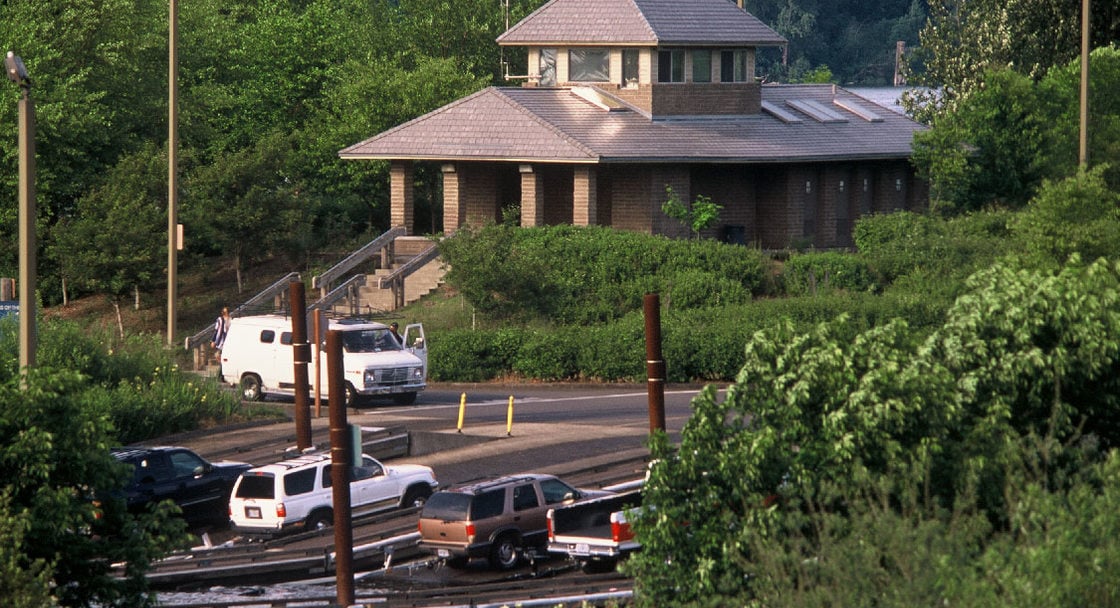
<box><xmin>339</xmin><ymin>0</ymin><xmax>928</xmax><ymax>249</ymax></box>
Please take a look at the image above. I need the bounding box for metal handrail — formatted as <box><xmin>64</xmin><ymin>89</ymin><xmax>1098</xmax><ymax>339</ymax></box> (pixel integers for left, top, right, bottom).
<box><xmin>312</xmin><ymin>226</ymin><xmax>406</xmax><ymax>290</ymax></box>
<box><xmin>183</xmin><ymin>271</ymin><xmax>301</xmax><ymax>350</ymax></box>
<box><xmin>377</xmin><ymin>241</ymin><xmax>442</xmax><ymax>288</ymax></box>
<box><xmin>307</xmin><ymin>275</ymin><xmax>366</xmax><ymax>314</ymax></box>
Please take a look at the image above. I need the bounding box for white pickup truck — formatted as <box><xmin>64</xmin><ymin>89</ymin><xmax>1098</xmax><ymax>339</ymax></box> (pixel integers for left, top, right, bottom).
<box><xmin>546</xmin><ymin>488</ymin><xmax>642</xmax><ymax>572</ymax></box>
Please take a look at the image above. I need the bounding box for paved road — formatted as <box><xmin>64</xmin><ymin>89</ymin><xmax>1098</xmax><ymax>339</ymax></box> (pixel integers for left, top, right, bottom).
<box><xmin>170</xmin><ymin>382</ymin><xmax>718</xmax><ymax>486</ymax></box>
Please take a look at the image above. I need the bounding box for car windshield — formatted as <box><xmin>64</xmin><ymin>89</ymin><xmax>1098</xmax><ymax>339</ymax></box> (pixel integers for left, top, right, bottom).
<box><xmin>340</xmin><ymin>329</ymin><xmax>401</xmax><ymax>353</ymax></box>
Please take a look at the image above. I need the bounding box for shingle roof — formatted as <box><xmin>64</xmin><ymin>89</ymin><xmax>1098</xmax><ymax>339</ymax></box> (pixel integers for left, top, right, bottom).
<box><xmin>338</xmin><ymin>84</ymin><xmax>927</xmax><ymax>165</ymax></box>
<box><xmin>496</xmin><ymin>0</ymin><xmax>786</xmax><ymax>47</ymax></box>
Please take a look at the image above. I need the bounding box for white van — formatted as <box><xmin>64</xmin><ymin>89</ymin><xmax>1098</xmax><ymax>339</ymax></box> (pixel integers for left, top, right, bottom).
<box><xmin>220</xmin><ymin>315</ymin><xmax>427</xmax><ymax>406</ymax></box>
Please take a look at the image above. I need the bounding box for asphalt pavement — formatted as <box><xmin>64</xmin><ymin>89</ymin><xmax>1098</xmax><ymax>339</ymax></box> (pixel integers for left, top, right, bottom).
<box><xmin>157</xmin><ymin>382</ymin><xmax>683</xmax><ymax>488</ymax></box>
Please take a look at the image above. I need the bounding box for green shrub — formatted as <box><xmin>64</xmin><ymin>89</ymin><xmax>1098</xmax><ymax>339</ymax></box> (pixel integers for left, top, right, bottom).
<box><xmin>576</xmin><ymin>316</ymin><xmax>647</xmax><ymax>382</ymax></box>
<box><xmin>439</xmin><ymin>225</ymin><xmax>771</xmax><ymax>324</ymax></box>
<box><xmin>429</xmin><ymin>328</ymin><xmax>524</xmax><ymax>382</ymax></box>
<box><xmin>781</xmin><ymin>251</ymin><xmax>877</xmax><ymax>296</ymax></box>
<box><xmin>512</xmin><ymin>330</ymin><xmax>581</xmax><ymax>381</ymax></box>
<box><xmin>855</xmin><ymin>210</ymin><xmax>1011</xmax><ymax>284</ymax></box>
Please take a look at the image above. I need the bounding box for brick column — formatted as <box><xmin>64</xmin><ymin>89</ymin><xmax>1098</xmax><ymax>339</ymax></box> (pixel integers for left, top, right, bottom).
<box><xmin>441</xmin><ymin>163</ymin><xmax>464</xmax><ymax>235</ymax></box>
<box><xmin>390</xmin><ymin>160</ymin><xmax>414</xmax><ymax>234</ymax></box>
<box><xmin>520</xmin><ymin>164</ymin><xmax>544</xmax><ymax>227</ymax></box>
<box><xmin>573</xmin><ymin>166</ymin><xmax>597</xmax><ymax>226</ymax></box>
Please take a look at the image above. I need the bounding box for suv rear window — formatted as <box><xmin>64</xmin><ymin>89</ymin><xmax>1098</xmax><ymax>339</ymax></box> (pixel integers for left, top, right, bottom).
<box><xmin>283</xmin><ymin>468</ymin><xmax>317</xmax><ymax>497</ymax></box>
<box><xmin>235</xmin><ymin>474</ymin><xmax>276</xmax><ymax>499</ymax></box>
<box><xmin>471</xmin><ymin>488</ymin><xmax>506</xmax><ymax>519</ymax></box>
<box><xmin>422</xmin><ymin>492</ymin><xmax>473</xmax><ymax>521</ymax></box>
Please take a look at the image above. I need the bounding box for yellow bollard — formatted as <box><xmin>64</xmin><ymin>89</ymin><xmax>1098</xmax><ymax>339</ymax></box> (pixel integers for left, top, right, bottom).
<box><xmin>456</xmin><ymin>392</ymin><xmax>466</xmax><ymax>433</ymax></box>
<box><xmin>506</xmin><ymin>395</ymin><xmax>514</xmax><ymax>436</ymax></box>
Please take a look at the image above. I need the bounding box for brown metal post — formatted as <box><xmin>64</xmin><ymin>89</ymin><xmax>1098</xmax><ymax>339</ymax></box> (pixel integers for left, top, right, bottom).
<box><xmin>289</xmin><ymin>282</ymin><xmax>312</xmax><ymax>451</ymax></box>
<box><xmin>313</xmin><ymin>309</ymin><xmax>323</xmax><ymax>419</ymax></box>
<box><xmin>644</xmin><ymin>293</ymin><xmax>667</xmax><ymax>433</ymax></box>
<box><xmin>327</xmin><ymin>330</ymin><xmax>355</xmax><ymax>606</ymax></box>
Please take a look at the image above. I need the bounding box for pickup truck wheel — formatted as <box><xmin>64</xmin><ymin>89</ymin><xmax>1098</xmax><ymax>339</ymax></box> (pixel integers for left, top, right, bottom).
<box><xmin>305</xmin><ymin>510</ymin><xmax>332</xmax><ymax>531</ymax></box>
<box><xmin>488</xmin><ymin>534</ymin><xmax>519</xmax><ymax>570</ymax></box>
<box><xmin>401</xmin><ymin>485</ymin><xmax>432</xmax><ymax>509</ymax></box>
<box><xmin>392</xmin><ymin>391</ymin><xmax>417</xmax><ymax>405</ymax></box>
<box><xmin>240</xmin><ymin>374</ymin><xmax>263</xmax><ymax>401</ymax></box>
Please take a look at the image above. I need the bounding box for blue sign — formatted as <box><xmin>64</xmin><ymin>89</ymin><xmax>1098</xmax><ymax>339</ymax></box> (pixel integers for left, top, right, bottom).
<box><xmin>0</xmin><ymin>301</ymin><xmax>19</xmax><ymax>318</ymax></box>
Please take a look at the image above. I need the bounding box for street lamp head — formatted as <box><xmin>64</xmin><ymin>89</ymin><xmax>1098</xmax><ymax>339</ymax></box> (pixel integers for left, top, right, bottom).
<box><xmin>5</xmin><ymin>51</ymin><xmax>30</xmax><ymax>86</ymax></box>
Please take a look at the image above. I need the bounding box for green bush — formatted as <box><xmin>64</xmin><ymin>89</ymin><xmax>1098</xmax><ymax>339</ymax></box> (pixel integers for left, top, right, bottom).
<box><xmin>512</xmin><ymin>330</ymin><xmax>582</xmax><ymax>381</ymax></box>
<box><xmin>0</xmin><ymin>317</ymin><xmax>251</xmax><ymax>443</ymax></box>
<box><xmin>439</xmin><ymin>224</ymin><xmax>771</xmax><ymax>324</ymax></box>
<box><xmin>428</xmin><ymin>328</ymin><xmax>524</xmax><ymax>382</ymax></box>
<box><xmin>854</xmin><ymin>210</ymin><xmax>1011</xmax><ymax>283</ymax></box>
<box><xmin>781</xmin><ymin>251</ymin><xmax>877</xmax><ymax>296</ymax></box>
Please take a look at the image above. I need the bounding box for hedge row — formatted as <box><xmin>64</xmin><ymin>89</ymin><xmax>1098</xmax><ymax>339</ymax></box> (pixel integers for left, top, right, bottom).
<box><xmin>428</xmin><ymin>291</ymin><xmax>952</xmax><ymax>383</ymax></box>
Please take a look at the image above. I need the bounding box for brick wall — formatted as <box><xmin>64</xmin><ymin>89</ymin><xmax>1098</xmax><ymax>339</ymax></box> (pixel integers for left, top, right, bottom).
<box><xmin>650</xmin><ymin>83</ymin><xmax>762</xmax><ymax>116</ymax></box>
<box><xmin>609</xmin><ymin>166</ymin><xmax>654</xmax><ymax>231</ymax></box>
<box><xmin>443</xmin><ymin>159</ymin><xmax>929</xmax><ymax>249</ymax></box>
<box><xmin>441</xmin><ymin>164</ymin><xmax>462</xmax><ymax>234</ymax></box>
<box><xmin>390</xmin><ymin>161</ymin><xmax>414</xmax><ymax>233</ymax></box>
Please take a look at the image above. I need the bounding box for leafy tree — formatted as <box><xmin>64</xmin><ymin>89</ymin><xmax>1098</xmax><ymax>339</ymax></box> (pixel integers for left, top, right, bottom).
<box><xmin>629</xmin><ymin>257</ymin><xmax>1120</xmax><ymax>605</ymax></box>
<box><xmin>0</xmin><ymin>366</ymin><xmax>192</xmax><ymax>607</ymax></box>
<box><xmin>911</xmin><ymin>68</ymin><xmax>1050</xmax><ymax>213</ymax></box>
<box><xmin>1010</xmin><ymin>164</ymin><xmax>1120</xmax><ymax>267</ymax></box>
<box><xmin>182</xmin><ymin>132</ymin><xmax>309</xmax><ymax>292</ymax></box>
<box><xmin>662</xmin><ymin>186</ymin><xmax>723</xmax><ymax>239</ymax></box>
<box><xmin>1035</xmin><ymin>45</ymin><xmax>1120</xmax><ymax>186</ymax></box>
<box><xmin>48</xmin><ymin>144</ymin><xmax>167</xmax><ymax>334</ymax></box>
<box><xmin>912</xmin><ymin>48</ymin><xmax>1120</xmax><ymax>214</ymax></box>
<box><xmin>905</xmin><ymin>0</ymin><xmax>1120</xmax><ymax>121</ymax></box>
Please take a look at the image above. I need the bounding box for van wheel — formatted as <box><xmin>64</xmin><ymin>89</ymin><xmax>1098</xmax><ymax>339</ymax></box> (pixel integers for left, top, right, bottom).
<box><xmin>392</xmin><ymin>392</ymin><xmax>417</xmax><ymax>405</ymax></box>
<box><xmin>305</xmin><ymin>510</ymin><xmax>332</xmax><ymax>531</ymax></box>
<box><xmin>344</xmin><ymin>383</ymin><xmax>361</xmax><ymax>407</ymax></box>
<box><xmin>489</xmin><ymin>534</ymin><xmax>520</xmax><ymax>570</ymax></box>
<box><xmin>401</xmin><ymin>485</ymin><xmax>432</xmax><ymax>509</ymax></box>
<box><xmin>240</xmin><ymin>374</ymin><xmax>263</xmax><ymax>401</ymax></box>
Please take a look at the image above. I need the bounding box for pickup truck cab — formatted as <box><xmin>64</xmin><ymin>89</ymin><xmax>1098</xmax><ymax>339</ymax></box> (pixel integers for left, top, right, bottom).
<box><xmin>547</xmin><ymin>488</ymin><xmax>643</xmax><ymax>572</ymax></box>
<box><xmin>111</xmin><ymin>446</ymin><xmax>252</xmax><ymax>525</ymax></box>
<box><xmin>220</xmin><ymin>315</ymin><xmax>427</xmax><ymax>406</ymax></box>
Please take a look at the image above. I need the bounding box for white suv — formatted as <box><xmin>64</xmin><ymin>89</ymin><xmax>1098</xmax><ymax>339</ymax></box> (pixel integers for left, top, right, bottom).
<box><xmin>229</xmin><ymin>452</ymin><xmax>437</xmax><ymax>538</ymax></box>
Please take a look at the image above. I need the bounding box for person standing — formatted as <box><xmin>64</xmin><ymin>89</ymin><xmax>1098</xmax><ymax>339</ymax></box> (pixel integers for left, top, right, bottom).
<box><xmin>211</xmin><ymin>306</ymin><xmax>231</xmax><ymax>361</ymax></box>
<box><xmin>388</xmin><ymin>322</ymin><xmax>403</xmax><ymax>346</ymax></box>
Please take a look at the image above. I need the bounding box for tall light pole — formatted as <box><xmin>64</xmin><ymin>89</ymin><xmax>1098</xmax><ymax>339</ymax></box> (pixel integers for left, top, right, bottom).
<box><xmin>5</xmin><ymin>51</ymin><xmax>37</xmax><ymax>378</ymax></box>
<box><xmin>168</xmin><ymin>0</ymin><xmax>179</xmax><ymax>346</ymax></box>
<box><xmin>1079</xmin><ymin>0</ymin><xmax>1090</xmax><ymax>167</ymax></box>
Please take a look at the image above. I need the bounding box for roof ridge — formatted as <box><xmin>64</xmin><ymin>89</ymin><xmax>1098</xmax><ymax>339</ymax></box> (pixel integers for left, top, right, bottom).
<box><xmin>491</xmin><ymin>88</ymin><xmax>601</xmax><ymax>159</ymax></box>
<box><xmin>338</xmin><ymin>87</ymin><xmax>496</xmax><ymax>156</ymax></box>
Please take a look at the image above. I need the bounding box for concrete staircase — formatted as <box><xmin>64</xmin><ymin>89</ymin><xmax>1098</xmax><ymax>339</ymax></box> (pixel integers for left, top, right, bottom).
<box><xmin>321</xmin><ymin>235</ymin><xmax>446</xmax><ymax>317</ymax></box>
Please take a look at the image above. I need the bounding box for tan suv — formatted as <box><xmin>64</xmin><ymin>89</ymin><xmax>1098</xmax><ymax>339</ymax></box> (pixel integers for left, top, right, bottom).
<box><xmin>417</xmin><ymin>473</ymin><xmax>611</xmax><ymax>569</ymax></box>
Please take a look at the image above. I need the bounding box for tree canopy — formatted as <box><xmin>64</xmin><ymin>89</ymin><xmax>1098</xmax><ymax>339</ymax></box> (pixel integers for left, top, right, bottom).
<box><xmin>629</xmin><ymin>255</ymin><xmax>1120</xmax><ymax>605</ymax></box>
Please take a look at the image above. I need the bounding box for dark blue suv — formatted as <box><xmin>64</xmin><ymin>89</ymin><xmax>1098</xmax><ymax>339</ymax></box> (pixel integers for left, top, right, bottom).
<box><xmin>111</xmin><ymin>446</ymin><xmax>252</xmax><ymax>525</ymax></box>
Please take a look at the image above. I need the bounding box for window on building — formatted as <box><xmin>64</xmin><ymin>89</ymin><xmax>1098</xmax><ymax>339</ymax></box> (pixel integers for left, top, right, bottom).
<box><xmin>720</xmin><ymin>49</ymin><xmax>749</xmax><ymax>82</ymax></box>
<box><xmin>539</xmin><ymin>48</ymin><xmax>557</xmax><ymax>86</ymax></box>
<box><xmin>569</xmin><ymin>48</ymin><xmax>609</xmax><ymax>82</ymax></box>
<box><xmin>658</xmin><ymin>49</ymin><xmax>685</xmax><ymax>83</ymax></box>
<box><xmin>692</xmin><ymin>50</ymin><xmax>711</xmax><ymax>83</ymax></box>
<box><xmin>622</xmin><ymin>49</ymin><xmax>639</xmax><ymax>87</ymax></box>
